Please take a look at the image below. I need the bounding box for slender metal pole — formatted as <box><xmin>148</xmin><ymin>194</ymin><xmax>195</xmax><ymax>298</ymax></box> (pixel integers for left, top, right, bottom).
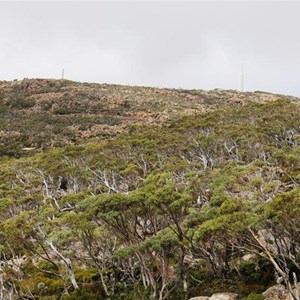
<box><xmin>240</xmin><ymin>64</ymin><xmax>244</xmax><ymax>92</ymax></box>
<box><xmin>62</xmin><ymin>68</ymin><xmax>64</xmax><ymax>80</ymax></box>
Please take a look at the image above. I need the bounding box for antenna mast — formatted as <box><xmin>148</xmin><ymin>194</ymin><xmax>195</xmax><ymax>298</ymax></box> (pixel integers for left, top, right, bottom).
<box><xmin>62</xmin><ymin>68</ymin><xmax>64</xmax><ymax>80</ymax></box>
<box><xmin>240</xmin><ymin>64</ymin><xmax>244</xmax><ymax>92</ymax></box>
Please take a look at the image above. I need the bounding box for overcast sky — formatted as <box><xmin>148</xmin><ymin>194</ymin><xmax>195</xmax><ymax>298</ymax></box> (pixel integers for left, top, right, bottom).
<box><xmin>1</xmin><ymin>1</ymin><xmax>300</xmax><ymax>96</ymax></box>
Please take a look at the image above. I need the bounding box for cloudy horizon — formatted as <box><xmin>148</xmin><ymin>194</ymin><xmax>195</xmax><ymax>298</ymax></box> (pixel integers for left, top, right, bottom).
<box><xmin>1</xmin><ymin>1</ymin><xmax>300</xmax><ymax>96</ymax></box>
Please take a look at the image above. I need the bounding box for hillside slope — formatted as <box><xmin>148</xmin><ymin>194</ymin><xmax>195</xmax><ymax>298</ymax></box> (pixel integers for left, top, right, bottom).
<box><xmin>0</xmin><ymin>78</ymin><xmax>298</xmax><ymax>156</ymax></box>
<box><xmin>0</xmin><ymin>80</ymin><xmax>299</xmax><ymax>300</ymax></box>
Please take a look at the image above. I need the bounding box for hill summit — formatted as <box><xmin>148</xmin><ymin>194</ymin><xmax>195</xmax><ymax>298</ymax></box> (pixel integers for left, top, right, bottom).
<box><xmin>0</xmin><ymin>78</ymin><xmax>299</xmax><ymax>156</ymax></box>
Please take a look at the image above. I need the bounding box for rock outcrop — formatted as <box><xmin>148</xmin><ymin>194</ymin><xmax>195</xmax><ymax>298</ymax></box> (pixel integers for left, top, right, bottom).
<box><xmin>263</xmin><ymin>284</ymin><xmax>288</xmax><ymax>300</ymax></box>
<box><xmin>189</xmin><ymin>292</ymin><xmax>239</xmax><ymax>300</ymax></box>
<box><xmin>210</xmin><ymin>293</ymin><xmax>239</xmax><ymax>300</ymax></box>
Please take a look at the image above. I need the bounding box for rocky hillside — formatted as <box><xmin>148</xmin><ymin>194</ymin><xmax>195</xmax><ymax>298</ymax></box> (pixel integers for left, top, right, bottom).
<box><xmin>0</xmin><ymin>78</ymin><xmax>298</xmax><ymax>156</ymax></box>
<box><xmin>0</xmin><ymin>79</ymin><xmax>299</xmax><ymax>300</ymax></box>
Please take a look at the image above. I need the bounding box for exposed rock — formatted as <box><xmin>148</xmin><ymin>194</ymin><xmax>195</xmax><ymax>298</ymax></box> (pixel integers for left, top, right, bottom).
<box><xmin>209</xmin><ymin>293</ymin><xmax>239</xmax><ymax>300</ymax></box>
<box><xmin>189</xmin><ymin>292</ymin><xmax>239</xmax><ymax>300</ymax></box>
<box><xmin>263</xmin><ymin>284</ymin><xmax>288</xmax><ymax>300</ymax></box>
<box><xmin>242</xmin><ymin>253</ymin><xmax>256</xmax><ymax>261</ymax></box>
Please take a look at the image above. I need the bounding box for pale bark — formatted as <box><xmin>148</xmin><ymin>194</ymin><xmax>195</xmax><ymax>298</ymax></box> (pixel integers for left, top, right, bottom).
<box><xmin>37</xmin><ymin>225</ymin><xmax>79</xmax><ymax>290</ymax></box>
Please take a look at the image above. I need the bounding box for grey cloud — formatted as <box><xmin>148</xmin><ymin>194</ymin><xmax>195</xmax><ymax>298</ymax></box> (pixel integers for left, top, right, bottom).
<box><xmin>0</xmin><ymin>1</ymin><xmax>300</xmax><ymax>96</ymax></box>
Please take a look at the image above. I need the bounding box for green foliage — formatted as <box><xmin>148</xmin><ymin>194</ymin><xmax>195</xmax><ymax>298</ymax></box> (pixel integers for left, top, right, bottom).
<box><xmin>75</xmin><ymin>269</ymin><xmax>99</xmax><ymax>282</ymax></box>
<box><xmin>264</xmin><ymin>188</ymin><xmax>300</xmax><ymax>222</ymax></box>
<box><xmin>242</xmin><ymin>292</ymin><xmax>265</xmax><ymax>300</ymax></box>
<box><xmin>0</xmin><ymin>197</ymin><xmax>13</xmax><ymax>210</ymax></box>
<box><xmin>62</xmin><ymin>290</ymin><xmax>103</xmax><ymax>300</ymax></box>
<box><xmin>195</xmin><ymin>212</ymin><xmax>258</xmax><ymax>241</ymax></box>
<box><xmin>121</xmin><ymin>285</ymin><xmax>150</xmax><ymax>300</ymax></box>
<box><xmin>220</xmin><ymin>198</ymin><xmax>245</xmax><ymax>214</ymax></box>
<box><xmin>7</xmin><ymin>95</ymin><xmax>35</xmax><ymax>108</ymax></box>
<box><xmin>138</xmin><ymin>228</ymin><xmax>178</xmax><ymax>252</ymax></box>
<box><xmin>238</xmin><ymin>258</ymin><xmax>274</xmax><ymax>285</ymax></box>
<box><xmin>0</xmin><ymin>88</ymin><xmax>299</xmax><ymax>299</ymax></box>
